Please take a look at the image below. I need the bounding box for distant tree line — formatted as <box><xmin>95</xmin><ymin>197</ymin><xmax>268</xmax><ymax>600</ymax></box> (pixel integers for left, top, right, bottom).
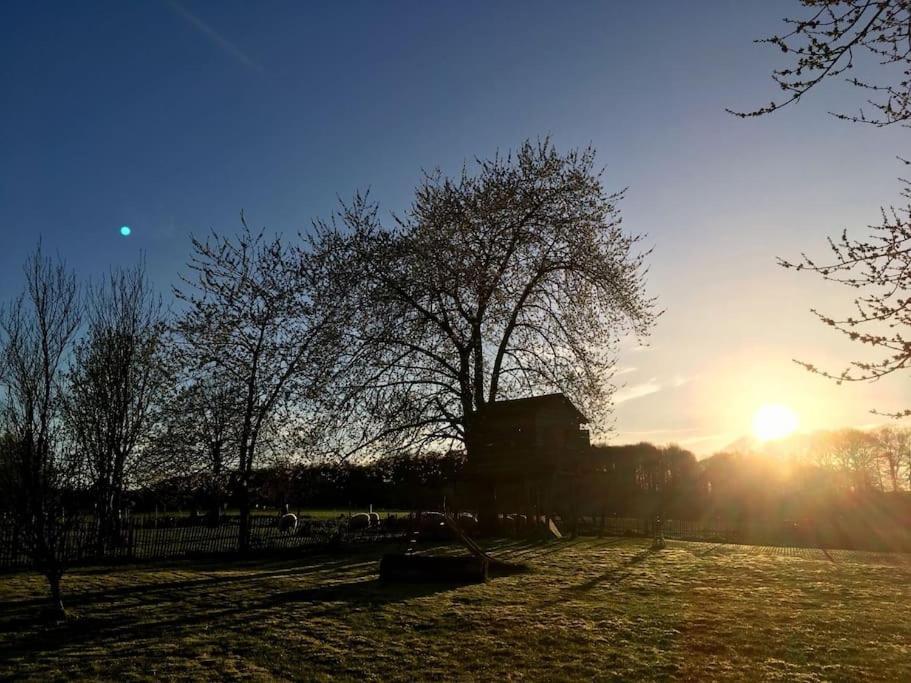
<box><xmin>116</xmin><ymin>429</ymin><xmax>911</xmax><ymax>528</ymax></box>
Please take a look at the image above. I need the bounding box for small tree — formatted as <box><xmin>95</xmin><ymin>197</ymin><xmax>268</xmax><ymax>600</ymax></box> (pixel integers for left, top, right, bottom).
<box><xmin>0</xmin><ymin>246</ymin><xmax>82</xmax><ymax>617</ymax></box>
<box><xmin>65</xmin><ymin>263</ymin><xmax>170</xmax><ymax>552</ymax></box>
<box><xmin>174</xmin><ymin>221</ymin><xmax>339</xmax><ymax>552</ymax></box>
<box><xmin>874</xmin><ymin>425</ymin><xmax>911</xmax><ymax>491</ymax></box>
<box><xmin>815</xmin><ymin>429</ymin><xmax>882</xmax><ymax>492</ymax></box>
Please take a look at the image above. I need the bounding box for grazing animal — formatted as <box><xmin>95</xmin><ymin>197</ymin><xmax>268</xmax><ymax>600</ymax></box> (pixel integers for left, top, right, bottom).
<box><xmin>349</xmin><ymin>512</ymin><xmax>371</xmax><ymax>531</ymax></box>
<box><xmin>418</xmin><ymin>511</ymin><xmax>446</xmax><ymax>531</ymax></box>
<box><xmin>457</xmin><ymin>512</ymin><xmax>479</xmax><ymax>533</ymax></box>
<box><xmin>278</xmin><ymin>513</ymin><xmax>298</xmax><ymax>532</ymax></box>
<box><xmin>368</xmin><ymin>512</ymin><xmax>380</xmax><ymax>527</ymax></box>
<box><xmin>416</xmin><ymin>511</ymin><xmax>450</xmax><ymax>539</ymax></box>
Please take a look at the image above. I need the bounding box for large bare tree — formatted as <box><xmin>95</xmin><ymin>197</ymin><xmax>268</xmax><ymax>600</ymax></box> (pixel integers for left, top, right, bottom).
<box><xmin>0</xmin><ymin>246</ymin><xmax>82</xmax><ymax>617</ymax></box>
<box><xmin>316</xmin><ymin>140</ymin><xmax>658</xmax><ymax>458</ymax></box>
<box><xmin>174</xmin><ymin>222</ymin><xmax>340</xmax><ymax>552</ymax></box>
<box><xmin>65</xmin><ymin>264</ymin><xmax>170</xmax><ymax>552</ymax></box>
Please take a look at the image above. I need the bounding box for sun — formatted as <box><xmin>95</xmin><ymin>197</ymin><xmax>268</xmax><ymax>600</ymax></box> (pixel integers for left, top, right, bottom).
<box><xmin>752</xmin><ymin>403</ymin><xmax>799</xmax><ymax>441</ymax></box>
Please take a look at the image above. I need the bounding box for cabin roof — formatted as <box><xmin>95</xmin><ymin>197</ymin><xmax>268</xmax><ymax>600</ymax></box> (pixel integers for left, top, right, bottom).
<box><xmin>480</xmin><ymin>392</ymin><xmax>588</xmax><ymax>423</ymax></box>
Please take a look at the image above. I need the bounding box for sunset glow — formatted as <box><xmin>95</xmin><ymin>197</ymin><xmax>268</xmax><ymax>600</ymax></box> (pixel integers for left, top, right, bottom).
<box><xmin>4</xmin><ymin>2</ymin><xmax>911</xmax><ymax>678</ymax></box>
<box><xmin>752</xmin><ymin>403</ymin><xmax>799</xmax><ymax>442</ymax></box>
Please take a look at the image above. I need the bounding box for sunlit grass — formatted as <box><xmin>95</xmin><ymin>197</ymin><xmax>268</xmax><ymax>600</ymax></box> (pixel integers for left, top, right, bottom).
<box><xmin>1</xmin><ymin>538</ymin><xmax>909</xmax><ymax>680</ymax></box>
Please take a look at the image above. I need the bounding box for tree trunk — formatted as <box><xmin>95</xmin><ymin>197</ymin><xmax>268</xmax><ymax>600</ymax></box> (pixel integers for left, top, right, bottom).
<box><xmin>208</xmin><ymin>448</ymin><xmax>223</xmax><ymax>526</ymax></box>
<box><xmin>237</xmin><ymin>478</ymin><xmax>251</xmax><ymax>555</ymax></box>
<box><xmin>46</xmin><ymin>570</ymin><xmax>65</xmax><ymax>619</ymax></box>
<box><xmin>96</xmin><ymin>489</ymin><xmax>114</xmax><ymax>558</ymax></box>
<box><xmin>110</xmin><ymin>486</ymin><xmax>124</xmax><ymax>548</ymax></box>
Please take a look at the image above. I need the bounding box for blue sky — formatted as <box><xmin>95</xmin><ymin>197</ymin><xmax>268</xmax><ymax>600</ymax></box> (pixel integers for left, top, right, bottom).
<box><xmin>2</xmin><ymin>1</ymin><xmax>907</xmax><ymax>453</ymax></box>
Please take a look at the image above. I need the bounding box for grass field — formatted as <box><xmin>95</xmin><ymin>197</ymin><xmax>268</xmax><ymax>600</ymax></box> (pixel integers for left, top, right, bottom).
<box><xmin>1</xmin><ymin>538</ymin><xmax>909</xmax><ymax>681</ymax></box>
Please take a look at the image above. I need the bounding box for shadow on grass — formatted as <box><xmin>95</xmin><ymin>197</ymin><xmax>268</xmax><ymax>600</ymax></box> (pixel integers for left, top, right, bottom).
<box><xmin>0</xmin><ymin>551</ymin><xmax>479</xmax><ymax>672</ymax></box>
<box><xmin>694</xmin><ymin>543</ymin><xmax>729</xmax><ymax>558</ymax></box>
<box><xmin>494</xmin><ymin>537</ymin><xmax>585</xmax><ymax>563</ymax></box>
<box><xmin>563</xmin><ymin>544</ymin><xmax>660</xmax><ymax>595</ymax></box>
<box><xmin>0</xmin><ymin>538</ymin><xmax>567</xmax><ymax>675</ymax></box>
<box><xmin>0</xmin><ymin>552</ymin><xmax>379</xmax><ymax>613</ymax></box>
<box><xmin>269</xmin><ymin>577</ymin><xmax>464</xmax><ymax>606</ymax></box>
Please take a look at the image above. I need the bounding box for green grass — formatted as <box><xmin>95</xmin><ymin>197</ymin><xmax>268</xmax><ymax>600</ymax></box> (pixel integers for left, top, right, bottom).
<box><xmin>1</xmin><ymin>538</ymin><xmax>909</xmax><ymax>681</ymax></box>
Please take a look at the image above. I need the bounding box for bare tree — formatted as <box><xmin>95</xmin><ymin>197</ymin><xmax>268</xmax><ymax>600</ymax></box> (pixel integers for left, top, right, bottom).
<box><xmin>64</xmin><ymin>264</ymin><xmax>170</xmax><ymax>552</ymax></box>
<box><xmin>316</xmin><ymin>141</ymin><xmax>657</xmax><ymax>458</ymax></box>
<box><xmin>0</xmin><ymin>246</ymin><xmax>82</xmax><ymax>617</ymax></box>
<box><xmin>776</xmin><ymin>193</ymin><xmax>911</xmax><ymax>407</ymax></box>
<box><xmin>815</xmin><ymin>428</ymin><xmax>882</xmax><ymax>491</ymax></box>
<box><xmin>154</xmin><ymin>369</ymin><xmax>240</xmax><ymax>524</ymax></box>
<box><xmin>874</xmin><ymin>425</ymin><xmax>911</xmax><ymax>491</ymax></box>
<box><xmin>733</xmin><ymin>2</ymin><xmax>911</xmax><ymax>415</ymax></box>
<box><xmin>729</xmin><ymin>1</ymin><xmax>911</xmax><ymax>125</ymax></box>
<box><xmin>174</xmin><ymin>222</ymin><xmax>339</xmax><ymax>552</ymax></box>
<box><xmin>904</xmin><ymin>428</ymin><xmax>911</xmax><ymax>490</ymax></box>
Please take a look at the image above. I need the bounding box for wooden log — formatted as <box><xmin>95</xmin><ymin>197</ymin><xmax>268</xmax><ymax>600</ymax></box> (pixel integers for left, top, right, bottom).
<box><xmin>379</xmin><ymin>553</ymin><xmax>488</xmax><ymax>584</ymax></box>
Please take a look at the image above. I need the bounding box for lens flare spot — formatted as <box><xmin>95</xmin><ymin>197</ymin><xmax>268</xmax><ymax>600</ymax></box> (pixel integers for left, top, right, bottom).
<box><xmin>120</xmin><ymin>225</ymin><xmax>132</xmax><ymax>237</ymax></box>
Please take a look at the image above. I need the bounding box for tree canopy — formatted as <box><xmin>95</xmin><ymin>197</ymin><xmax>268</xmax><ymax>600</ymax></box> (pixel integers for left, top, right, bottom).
<box><xmin>317</xmin><ymin>140</ymin><xmax>658</xmax><ymax>456</ymax></box>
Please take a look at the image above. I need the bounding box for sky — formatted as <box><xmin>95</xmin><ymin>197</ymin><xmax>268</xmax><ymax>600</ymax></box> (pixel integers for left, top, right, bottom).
<box><xmin>1</xmin><ymin>1</ymin><xmax>908</xmax><ymax>455</ymax></box>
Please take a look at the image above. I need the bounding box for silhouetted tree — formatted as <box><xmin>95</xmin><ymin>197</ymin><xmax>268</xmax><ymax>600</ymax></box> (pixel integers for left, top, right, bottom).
<box><xmin>903</xmin><ymin>429</ymin><xmax>911</xmax><ymax>490</ymax></box>
<box><xmin>65</xmin><ymin>263</ymin><xmax>170</xmax><ymax>551</ymax></box>
<box><xmin>729</xmin><ymin>1</ymin><xmax>911</xmax><ymax>125</ymax></box>
<box><xmin>0</xmin><ymin>246</ymin><xmax>82</xmax><ymax>617</ymax></box>
<box><xmin>813</xmin><ymin>428</ymin><xmax>882</xmax><ymax>491</ymax></box>
<box><xmin>153</xmin><ymin>369</ymin><xmax>240</xmax><ymax>523</ymax></box>
<box><xmin>777</xmin><ymin>194</ymin><xmax>911</xmax><ymax>412</ymax></box>
<box><xmin>874</xmin><ymin>425</ymin><xmax>911</xmax><ymax>491</ymax></box>
<box><xmin>316</xmin><ymin>140</ymin><xmax>657</xmax><ymax>459</ymax></box>
<box><xmin>174</xmin><ymin>222</ymin><xmax>340</xmax><ymax>552</ymax></box>
<box><xmin>589</xmin><ymin>443</ymin><xmax>699</xmax><ymax>521</ymax></box>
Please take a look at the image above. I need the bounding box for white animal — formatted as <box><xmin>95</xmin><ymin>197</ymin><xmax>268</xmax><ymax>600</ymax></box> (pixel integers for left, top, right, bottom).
<box><xmin>278</xmin><ymin>513</ymin><xmax>298</xmax><ymax>532</ymax></box>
